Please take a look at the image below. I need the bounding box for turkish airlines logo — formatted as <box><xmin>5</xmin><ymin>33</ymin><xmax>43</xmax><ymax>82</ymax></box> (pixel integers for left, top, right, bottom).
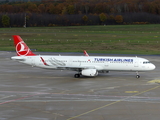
<box><xmin>16</xmin><ymin>41</ymin><xmax>29</xmax><ymax>56</ymax></box>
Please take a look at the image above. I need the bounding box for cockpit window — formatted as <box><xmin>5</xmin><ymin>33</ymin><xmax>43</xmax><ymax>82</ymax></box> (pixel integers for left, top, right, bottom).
<box><xmin>143</xmin><ymin>61</ymin><xmax>151</xmax><ymax>64</ymax></box>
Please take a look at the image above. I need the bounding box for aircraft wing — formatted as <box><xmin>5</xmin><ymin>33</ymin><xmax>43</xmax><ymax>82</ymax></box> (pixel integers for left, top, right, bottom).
<box><xmin>57</xmin><ymin>66</ymin><xmax>95</xmax><ymax>70</ymax></box>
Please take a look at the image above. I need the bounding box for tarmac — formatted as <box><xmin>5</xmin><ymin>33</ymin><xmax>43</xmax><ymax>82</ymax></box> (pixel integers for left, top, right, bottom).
<box><xmin>0</xmin><ymin>51</ymin><xmax>160</xmax><ymax>120</ymax></box>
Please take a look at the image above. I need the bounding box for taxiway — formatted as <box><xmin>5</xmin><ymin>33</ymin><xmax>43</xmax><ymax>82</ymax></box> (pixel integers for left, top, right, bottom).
<box><xmin>0</xmin><ymin>51</ymin><xmax>160</xmax><ymax>120</ymax></box>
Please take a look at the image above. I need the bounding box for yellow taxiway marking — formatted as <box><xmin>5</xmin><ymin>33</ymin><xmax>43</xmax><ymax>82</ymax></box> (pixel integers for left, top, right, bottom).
<box><xmin>67</xmin><ymin>85</ymin><xmax>160</xmax><ymax>120</ymax></box>
<box><xmin>125</xmin><ymin>91</ymin><xmax>139</xmax><ymax>93</ymax></box>
<box><xmin>148</xmin><ymin>80</ymin><xmax>160</xmax><ymax>84</ymax></box>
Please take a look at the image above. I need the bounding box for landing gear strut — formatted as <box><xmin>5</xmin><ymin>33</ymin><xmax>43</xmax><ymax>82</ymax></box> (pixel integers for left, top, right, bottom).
<box><xmin>74</xmin><ymin>74</ymin><xmax>80</xmax><ymax>78</ymax></box>
<box><xmin>136</xmin><ymin>72</ymin><xmax>140</xmax><ymax>79</ymax></box>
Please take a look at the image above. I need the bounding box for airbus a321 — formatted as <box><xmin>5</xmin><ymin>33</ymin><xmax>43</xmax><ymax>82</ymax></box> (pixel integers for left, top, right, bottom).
<box><xmin>11</xmin><ymin>35</ymin><xmax>156</xmax><ymax>78</ymax></box>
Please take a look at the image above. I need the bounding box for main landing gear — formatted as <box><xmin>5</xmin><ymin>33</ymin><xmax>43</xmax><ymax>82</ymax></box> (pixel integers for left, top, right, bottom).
<box><xmin>136</xmin><ymin>72</ymin><xmax>140</xmax><ymax>79</ymax></box>
<box><xmin>74</xmin><ymin>74</ymin><xmax>80</xmax><ymax>78</ymax></box>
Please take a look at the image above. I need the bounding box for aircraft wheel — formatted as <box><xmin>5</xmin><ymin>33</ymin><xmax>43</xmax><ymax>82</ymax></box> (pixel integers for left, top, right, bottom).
<box><xmin>136</xmin><ymin>75</ymin><xmax>140</xmax><ymax>79</ymax></box>
<box><xmin>74</xmin><ymin>74</ymin><xmax>80</xmax><ymax>78</ymax></box>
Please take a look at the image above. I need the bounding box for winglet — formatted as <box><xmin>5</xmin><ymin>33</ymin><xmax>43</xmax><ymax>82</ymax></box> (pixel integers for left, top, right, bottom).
<box><xmin>13</xmin><ymin>35</ymin><xmax>36</xmax><ymax>56</ymax></box>
<box><xmin>84</xmin><ymin>50</ymin><xmax>89</xmax><ymax>56</ymax></box>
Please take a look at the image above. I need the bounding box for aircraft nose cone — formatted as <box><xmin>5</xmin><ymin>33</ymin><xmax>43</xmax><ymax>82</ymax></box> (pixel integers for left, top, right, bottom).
<box><xmin>151</xmin><ymin>64</ymin><xmax>156</xmax><ymax>70</ymax></box>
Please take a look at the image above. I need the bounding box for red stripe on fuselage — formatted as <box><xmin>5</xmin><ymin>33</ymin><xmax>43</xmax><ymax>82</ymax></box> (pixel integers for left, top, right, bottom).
<box><xmin>40</xmin><ymin>57</ymin><xmax>49</xmax><ymax>66</ymax></box>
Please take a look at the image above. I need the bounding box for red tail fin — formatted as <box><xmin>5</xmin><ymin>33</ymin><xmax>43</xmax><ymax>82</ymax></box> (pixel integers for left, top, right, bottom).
<box><xmin>13</xmin><ymin>35</ymin><xmax>36</xmax><ymax>56</ymax></box>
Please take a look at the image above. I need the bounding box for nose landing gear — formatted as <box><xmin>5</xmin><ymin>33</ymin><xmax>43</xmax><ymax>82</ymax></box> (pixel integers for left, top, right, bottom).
<box><xmin>136</xmin><ymin>72</ymin><xmax>140</xmax><ymax>79</ymax></box>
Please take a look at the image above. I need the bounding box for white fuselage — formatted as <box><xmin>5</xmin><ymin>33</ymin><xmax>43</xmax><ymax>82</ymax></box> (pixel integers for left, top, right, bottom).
<box><xmin>11</xmin><ymin>55</ymin><xmax>156</xmax><ymax>72</ymax></box>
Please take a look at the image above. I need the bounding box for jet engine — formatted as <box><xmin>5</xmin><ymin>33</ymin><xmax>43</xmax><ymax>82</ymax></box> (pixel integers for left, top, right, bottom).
<box><xmin>81</xmin><ymin>69</ymin><xmax>98</xmax><ymax>77</ymax></box>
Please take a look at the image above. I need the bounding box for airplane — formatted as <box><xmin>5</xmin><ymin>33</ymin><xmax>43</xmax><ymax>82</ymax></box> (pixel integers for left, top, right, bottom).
<box><xmin>11</xmin><ymin>35</ymin><xmax>156</xmax><ymax>78</ymax></box>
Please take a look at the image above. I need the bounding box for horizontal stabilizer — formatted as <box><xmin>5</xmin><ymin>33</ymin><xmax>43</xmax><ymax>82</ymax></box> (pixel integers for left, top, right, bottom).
<box><xmin>11</xmin><ymin>56</ymin><xmax>25</xmax><ymax>61</ymax></box>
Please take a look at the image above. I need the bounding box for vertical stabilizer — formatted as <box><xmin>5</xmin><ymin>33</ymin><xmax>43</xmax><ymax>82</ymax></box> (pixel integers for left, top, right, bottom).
<box><xmin>13</xmin><ymin>35</ymin><xmax>36</xmax><ymax>56</ymax></box>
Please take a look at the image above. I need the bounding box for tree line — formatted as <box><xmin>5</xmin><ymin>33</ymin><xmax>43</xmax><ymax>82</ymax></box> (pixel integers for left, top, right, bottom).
<box><xmin>0</xmin><ymin>0</ymin><xmax>160</xmax><ymax>27</ymax></box>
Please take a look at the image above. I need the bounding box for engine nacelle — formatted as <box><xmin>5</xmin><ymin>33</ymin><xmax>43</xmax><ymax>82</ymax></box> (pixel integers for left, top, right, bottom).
<box><xmin>81</xmin><ymin>69</ymin><xmax>98</xmax><ymax>77</ymax></box>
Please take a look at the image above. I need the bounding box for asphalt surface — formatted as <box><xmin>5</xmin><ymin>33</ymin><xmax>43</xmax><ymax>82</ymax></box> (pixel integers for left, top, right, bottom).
<box><xmin>0</xmin><ymin>51</ymin><xmax>160</xmax><ymax>120</ymax></box>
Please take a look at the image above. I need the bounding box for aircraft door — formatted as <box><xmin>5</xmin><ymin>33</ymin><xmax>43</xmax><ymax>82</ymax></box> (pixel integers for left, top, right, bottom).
<box><xmin>31</xmin><ymin>57</ymin><xmax>35</xmax><ymax>66</ymax></box>
<box><xmin>134</xmin><ymin>60</ymin><xmax>139</xmax><ymax>67</ymax></box>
